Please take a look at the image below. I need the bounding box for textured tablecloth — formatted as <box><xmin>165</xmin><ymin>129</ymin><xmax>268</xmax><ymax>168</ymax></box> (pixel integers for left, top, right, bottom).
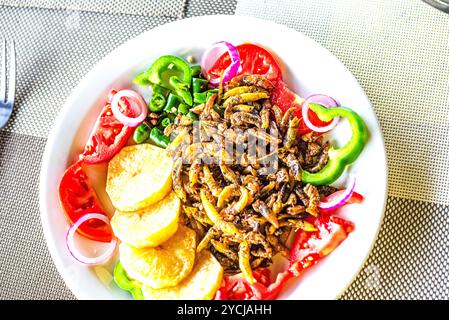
<box><xmin>0</xmin><ymin>0</ymin><xmax>448</xmax><ymax>300</ymax></box>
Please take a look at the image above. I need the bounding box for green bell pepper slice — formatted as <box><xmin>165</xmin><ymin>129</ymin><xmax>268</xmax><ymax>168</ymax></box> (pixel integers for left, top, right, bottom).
<box><xmin>301</xmin><ymin>103</ymin><xmax>369</xmax><ymax>185</ymax></box>
<box><xmin>133</xmin><ymin>70</ymin><xmax>152</xmax><ymax>86</ymax></box>
<box><xmin>146</xmin><ymin>55</ymin><xmax>192</xmax><ymax>106</ymax></box>
<box><xmin>113</xmin><ymin>261</ymin><xmax>144</xmax><ymax>300</ymax></box>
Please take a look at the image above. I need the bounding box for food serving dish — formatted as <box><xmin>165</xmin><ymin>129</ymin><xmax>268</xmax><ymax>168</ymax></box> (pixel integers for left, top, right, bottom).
<box><xmin>39</xmin><ymin>15</ymin><xmax>387</xmax><ymax>300</ymax></box>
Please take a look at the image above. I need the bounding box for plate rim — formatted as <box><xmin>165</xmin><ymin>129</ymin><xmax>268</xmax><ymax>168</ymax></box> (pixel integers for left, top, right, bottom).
<box><xmin>39</xmin><ymin>14</ymin><xmax>388</xmax><ymax>300</ymax></box>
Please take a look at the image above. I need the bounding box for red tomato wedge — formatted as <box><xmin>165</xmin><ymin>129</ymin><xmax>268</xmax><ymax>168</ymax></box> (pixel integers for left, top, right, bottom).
<box><xmin>289</xmin><ymin>216</ymin><xmax>354</xmax><ymax>275</ymax></box>
<box><xmin>208</xmin><ymin>43</ymin><xmax>283</xmax><ymax>84</ymax></box>
<box><xmin>271</xmin><ymin>80</ymin><xmax>332</xmax><ymax>135</ymax></box>
<box><xmin>80</xmin><ymin>94</ymin><xmax>134</xmax><ymax>164</ymax></box>
<box><xmin>214</xmin><ymin>268</ymin><xmax>274</xmax><ymax>300</ymax></box>
<box><xmin>215</xmin><ymin>216</ymin><xmax>355</xmax><ymax>300</ymax></box>
<box><xmin>215</xmin><ymin>268</ymin><xmax>293</xmax><ymax>300</ymax></box>
<box><xmin>58</xmin><ymin>161</ymin><xmax>112</xmax><ymax>242</ymax></box>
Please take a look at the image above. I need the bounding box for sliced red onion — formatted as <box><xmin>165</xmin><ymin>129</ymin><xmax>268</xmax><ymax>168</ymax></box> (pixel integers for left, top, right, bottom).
<box><xmin>107</xmin><ymin>88</ymin><xmax>118</xmax><ymax>102</ymax></box>
<box><xmin>302</xmin><ymin>94</ymin><xmax>340</xmax><ymax>133</ymax></box>
<box><xmin>318</xmin><ymin>176</ymin><xmax>356</xmax><ymax>211</ymax></box>
<box><xmin>111</xmin><ymin>89</ymin><xmax>147</xmax><ymax>127</ymax></box>
<box><xmin>66</xmin><ymin>213</ymin><xmax>117</xmax><ymax>265</ymax></box>
<box><xmin>201</xmin><ymin>41</ymin><xmax>241</xmax><ymax>87</ymax></box>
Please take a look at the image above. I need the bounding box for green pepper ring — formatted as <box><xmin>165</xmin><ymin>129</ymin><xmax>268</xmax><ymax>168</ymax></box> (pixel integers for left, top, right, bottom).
<box><xmin>301</xmin><ymin>103</ymin><xmax>369</xmax><ymax>185</ymax></box>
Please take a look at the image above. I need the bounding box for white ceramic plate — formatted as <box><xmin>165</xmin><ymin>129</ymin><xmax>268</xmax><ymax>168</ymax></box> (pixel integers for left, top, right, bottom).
<box><xmin>39</xmin><ymin>15</ymin><xmax>387</xmax><ymax>300</ymax></box>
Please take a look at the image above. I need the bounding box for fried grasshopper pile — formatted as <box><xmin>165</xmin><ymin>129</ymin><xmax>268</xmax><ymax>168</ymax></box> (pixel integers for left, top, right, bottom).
<box><xmin>165</xmin><ymin>74</ymin><xmax>336</xmax><ymax>278</ymax></box>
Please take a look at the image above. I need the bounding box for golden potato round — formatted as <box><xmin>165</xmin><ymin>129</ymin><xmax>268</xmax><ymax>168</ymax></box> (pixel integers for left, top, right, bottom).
<box><xmin>111</xmin><ymin>192</ymin><xmax>180</xmax><ymax>248</ymax></box>
<box><xmin>106</xmin><ymin>144</ymin><xmax>173</xmax><ymax>212</ymax></box>
<box><xmin>119</xmin><ymin>225</ymin><xmax>196</xmax><ymax>289</ymax></box>
<box><xmin>142</xmin><ymin>251</ymin><xmax>223</xmax><ymax>300</ymax></box>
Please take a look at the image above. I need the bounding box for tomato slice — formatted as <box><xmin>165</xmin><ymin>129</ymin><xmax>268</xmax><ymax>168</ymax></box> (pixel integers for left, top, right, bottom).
<box><xmin>214</xmin><ymin>267</ymin><xmax>294</xmax><ymax>301</ymax></box>
<box><xmin>289</xmin><ymin>216</ymin><xmax>354</xmax><ymax>275</ymax></box>
<box><xmin>208</xmin><ymin>43</ymin><xmax>283</xmax><ymax>84</ymax></box>
<box><xmin>214</xmin><ymin>268</ymin><xmax>273</xmax><ymax>300</ymax></box>
<box><xmin>271</xmin><ymin>80</ymin><xmax>332</xmax><ymax>136</ymax></box>
<box><xmin>80</xmin><ymin>93</ymin><xmax>134</xmax><ymax>164</ymax></box>
<box><xmin>215</xmin><ymin>216</ymin><xmax>354</xmax><ymax>300</ymax></box>
<box><xmin>215</xmin><ymin>216</ymin><xmax>355</xmax><ymax>300</ymax></box>
<box><xmin>58</xmin><ymin>161</ymin><xmax>112</xmax><ymax>242</ymax></box>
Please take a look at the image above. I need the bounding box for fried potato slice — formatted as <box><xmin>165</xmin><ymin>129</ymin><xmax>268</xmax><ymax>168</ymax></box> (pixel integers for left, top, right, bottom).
<box><xmin>119</xmin><ymin>225</ymin><xmax>196</xmax><ymax>289</ymax></box>
<box><xmin>106</xmin><ymin>144</ymin><xmax>173</xmax><ymax>212</ymax></box>
<box><xmin>142</xmin><ymin>251</ymin><xmax>223</xmax><ymax>300</ymax></box>
<box><xmin>111</xmin><ymin>192</ymin><xmax>180</xmax><ymax>248</ymax></box>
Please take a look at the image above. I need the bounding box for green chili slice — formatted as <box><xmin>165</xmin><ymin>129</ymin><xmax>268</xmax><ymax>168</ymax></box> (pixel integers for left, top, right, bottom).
<box><xmin>113</xmin><ymin>261</ymin><xmax>144</xmax><ymax>300</ymax></box>
<box><xmin>193</xmin><ymin>92</ymin><xmax>207</xmax><ymax>105</ymax></box>
<box><xmin>164</xmin><ymin>93</ymin><xmax>182</xmax><ymax>113</ymax></box>
<box><xmin>161</xmin><ymin>117</ymin><xmax>172</xmax><ymax>127</ymax></box>
<box><xmin>133</xmin><ymin>122</ymin><xmax>151</xmax><ymax>144</ymax></box>
<box><xmin>190</xmin><ymin>65</ymin><xmax>202</xmax><ymax>77</ymax></box>
<box><xmin>177</xmin><ymin>103</ymin><xmax>190</xmax><ymax>115</ymax></box>
<box><xmin>186</xmin><ymin>111</ymin><xmax>198</xmax><ymax>121</ymax></box>
<box><xmin>152</xmin><ymin>84</ymin><xmax>170</xmax><ymax>97</ymax></box>
<box><xmin>148</xmin><ymin>94</ymin><xmax>166</xmax><ymax>112</ymax></box>
<box><xmin>192</xmin><ymin>78</ymin><xmax>209</xmax><ymax>94</ymax></box>
<box><xmin>150</xmin><ymin>127</ymin><xmax>171</xmax><ymax>148</ymax></box>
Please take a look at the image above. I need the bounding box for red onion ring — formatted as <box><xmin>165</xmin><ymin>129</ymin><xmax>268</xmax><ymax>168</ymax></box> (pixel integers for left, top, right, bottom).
<box><xmin>318</xmin><ymin>176</ymin><xmax>356</xmax><ymax>211</ymax></box>
<box><xmin>111</xmin><ymin>89</ymin><xmax>147</xmax><ymax>127</ymax></box>
<box><xmin>66</xmin><ymin>213</ymin><xmax>117</xmax><ymax>265</ymax></box>
<box><xmin>302</xmin><ymin>94</ymin><xmax>340</xmax><ymax>133</ymax></box>
<box><xmin>201</xmin><ymin>41</ymin><xmax>241</xmax><ymax>87</ymax></box>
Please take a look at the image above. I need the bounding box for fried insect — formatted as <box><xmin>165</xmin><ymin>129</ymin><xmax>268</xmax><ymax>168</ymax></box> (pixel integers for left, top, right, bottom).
<box><xmin>202</xmin><ymin>165</ymin><xmax>222</xmax><ymax>197</ymax></box>
<box><xmin>230</xmin><ymin>111</ymin><xmax>262</xmax><ymax>127</ymax></box>
<box><xmin>280</xmin><ymin>107</ymin><xmax>296</xmax><ymax>130</ymax></box>
<box><xmin>224</xmin><ymin>186</ymin><xmax>250</xmax><ymax>216</ymax></box>
<box><xmin>223</xmin><ymin>92</ymin><xmax>270</xmax><ymax>109</ymax></box>
<box><xmin>304</xmin><ymin>183</ymin><xmax>320</xmax><ymax>217</ymax></box>
<box><xmin>219</xmin><ymin>164</ymin><xmax>239</xmax><ymax>184</ymax></box>
<box><xmin>223</xmin><ymin>86</ymin><xmax>268</xmax><ymax>100</ymax></box>
<box><xmin>227</xmin><ymin>74</ymin><xmax>275</xmax><ymax>91</ymax></box>
<box><xmin>172</xmin><ymin>158</ymin><xmax>186</xmax><ymax>202</ymax></box>
<box><xmin>271</xmin><ymin>105</ymin><xmax>284</xmax><ymax>128</ymax></box>
<box><xmin>217</xmin><ymin>185</ymin><xmax>240</xmax><ymax>209</ymax></box>
<box><xmin>197</xmin><ymin>227</ymin><xmax>219</xmax><ymax>252</ymax></box>
<box><xmin>238</xmin><ymin>241</ymin><xmax>256</xmax><ymax>284</ymax></box>
<box><xmin>252</xmin><ymin>200</ymin><xmax>279</xmax><ymax>228</ymax></box>
<box><xmin>284</xmin><ymin>117</ymin><xmax>299</xmax><ymax>149</ymax></box>
<box><xmin>169</xmin><ymin>74</ymin><xmax>335</xmax><ymax>276</ymax></box>
<box><xmin>189</xmin><ymin>159</ymin><xmax>202</xmax><ymax>187</ymax></box>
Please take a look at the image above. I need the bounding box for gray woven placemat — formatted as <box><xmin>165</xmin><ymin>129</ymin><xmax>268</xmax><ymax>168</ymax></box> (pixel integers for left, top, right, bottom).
<box><xmin>236</xmin><ymin>0</ymin><xmax>449</xmax><ymax>299</ymax></box>
<box><xmin>0</xmin><ymin>0</ymin><xmax>186</xmax><ymax>18</ymax></box>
